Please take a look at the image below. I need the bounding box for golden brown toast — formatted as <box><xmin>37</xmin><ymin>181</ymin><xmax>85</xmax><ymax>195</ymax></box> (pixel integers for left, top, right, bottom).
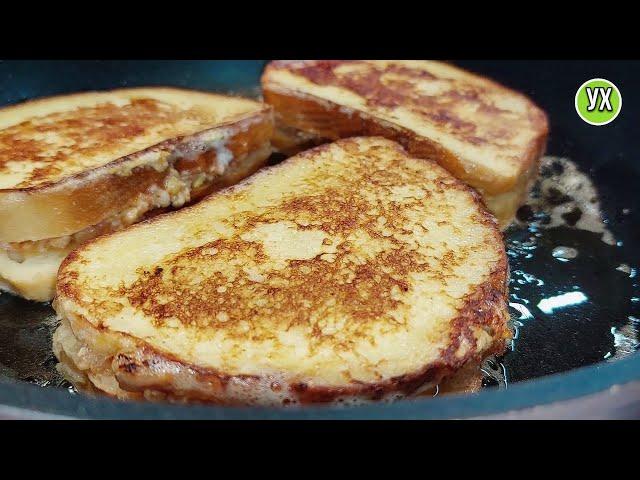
<box><xmin>53</xmin><ymin>137</ymin><xmax>510</xmax><ymax>406</ymax></box>
<box><xmin>261</xmin><ymin>60</ymin><xmax>549</xmax><ymax>228</ymax></box>
<box><xmin>0</xmin><ymin>87</ymin><xmax>273</xmax><ymax>301</ymax></box>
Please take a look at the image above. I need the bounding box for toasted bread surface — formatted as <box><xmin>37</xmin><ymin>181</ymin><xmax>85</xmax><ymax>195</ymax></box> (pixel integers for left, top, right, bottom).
<box><xmin>0</xmin><ymin>144</ymin><xmax>272</xmax><ymax>302</ymax></box>
<box><xmin>0</xmin><ymin>87</ymin><xmax>273</xmax><ymax>243</ymax></box>
<box><xmin>262</xmin><ymin>60</ymin><xmax>548</xmax><ymax>226</ymax></box>
<box><xmin>0</xmin><ymin>88</ymin><xmax>264</xmax><ymax>189</ymax></box>
<box><xmin>0</xmin><ymin>87</ymin><xmax>273</xmax><ymax>301</ymax></box>
<box><xmin>54</xmin><ymin>137</ymin><xmax>509</xmax><ymax>405</ymax></box>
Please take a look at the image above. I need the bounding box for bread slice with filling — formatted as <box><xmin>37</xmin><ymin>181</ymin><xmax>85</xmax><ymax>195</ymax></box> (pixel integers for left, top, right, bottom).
<box><xmin>261</xmin><ymin>60</ymin><xmax>548</xmax><ymax>228</ymax></box>
<box><xmin>53</xmin><ymin>137</ymin><xmax>510</xmax><ymax>406</ymax></box>
<box><xmin>0</xmin><ymin>87</ymin><xmax>273</xmax><ymax>301</ymax></box>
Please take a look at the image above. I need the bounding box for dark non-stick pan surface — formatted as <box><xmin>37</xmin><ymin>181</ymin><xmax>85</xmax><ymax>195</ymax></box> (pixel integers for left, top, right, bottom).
<box><xmin>0</xmin><ymin>60</ymin><xmax>638</xmax><ymax>419</ymax></box>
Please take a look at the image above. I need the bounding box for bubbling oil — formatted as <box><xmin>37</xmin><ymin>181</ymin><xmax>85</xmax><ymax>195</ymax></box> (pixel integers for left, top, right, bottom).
<box><xmin>0</xmin><ymin>156</ymin><xmax>637</xmax><ymax>401</ymax></box>
<box><xmin>481</xmin><ymin>156</ymin><xmax>638</xmax><ymax>390</ymax></box>
<box><xmin>429</xmin><ymin>156</ymin><xmax>639</xmax><ymax>396</ymax></box>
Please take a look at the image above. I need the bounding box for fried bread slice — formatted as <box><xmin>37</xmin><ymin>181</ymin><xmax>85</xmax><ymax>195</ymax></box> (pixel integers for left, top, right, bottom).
<box><xmin>261</xmin><ymin>60</ymin><xmax>548</xmax><ymax>228</ymax></box>
<box><xmin>53</xmin><ymin>137</ymin><xmax>510</xmax><ymax>406</ymax></box>
<box><xmin>0</xmin><ymin>87</ymin><xmax>273</xmax><ymax>300</ymax></box>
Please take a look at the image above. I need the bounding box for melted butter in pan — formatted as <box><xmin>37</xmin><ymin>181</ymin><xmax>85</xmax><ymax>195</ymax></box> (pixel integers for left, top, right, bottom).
<box><xmin>0</xmin><ymin>155</ymin><xmax>637</xmax><ymax>396</ymax></box>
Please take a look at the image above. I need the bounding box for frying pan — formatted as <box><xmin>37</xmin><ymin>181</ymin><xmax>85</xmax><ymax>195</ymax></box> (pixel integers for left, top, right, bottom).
<box><xmin>0</xmin><ymin>60</ymin><xmax>638</xmax><ymax>419</ymax></box>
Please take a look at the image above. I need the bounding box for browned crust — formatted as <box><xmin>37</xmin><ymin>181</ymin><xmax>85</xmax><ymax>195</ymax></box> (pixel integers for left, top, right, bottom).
<box><xmin>58</xmin><ymin>242</ymin><xmax>508</xmax><ymax>405</ymax></box>
<box><xmin>55</xmin><ymin>138</ymin><xmax>510</xmax><ymax>406</ymax></box>
<box><xmin>266</xmin><ymin>60</ymin><xmax>533</xmax><ymax>104</ymax></box>
<box><xmin>0</xmin><ymin>106</ymin><xmax>273</xmax><ymax>243</ymax></box>
<box><xmin>262</xmin><ymin>82</ymin><xmax>547</xmax><ymax>196</ymax></box>
<box><xmin>0</xmin><ymin>87</ymin><xmax>270</xmax><ymax>194</ymax></box>
<box><xmin>1</xmin><ymin>142</ymin><xmax>273</xmax><ymax>301</ymax></box>
<box><xmin>52</xmin><ymin>142</ymin><xmax>273</xmax><ymax>278</ymax></box>
<box><xmin>0</xmin><ymin>86</ymin><xmax>260</xmax><ymax>127</ymax></box>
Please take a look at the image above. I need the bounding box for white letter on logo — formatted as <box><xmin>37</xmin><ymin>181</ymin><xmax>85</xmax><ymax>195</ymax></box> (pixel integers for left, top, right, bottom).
<box><xmin>586</xmin><ymin>87</ymin><xmax>599</xmax><ymax>111</ymax></box>
<box><xmin>599</xmin><ymin>87</ymin><xmax>612</xmax><ymax>111</ymax></box>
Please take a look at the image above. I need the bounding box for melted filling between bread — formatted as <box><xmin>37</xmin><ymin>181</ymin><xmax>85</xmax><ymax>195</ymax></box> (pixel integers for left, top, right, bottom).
<box><xmin>0</xmin><ymin>142</ymin><xmax>271</xmax><ymax>301</ymax></box>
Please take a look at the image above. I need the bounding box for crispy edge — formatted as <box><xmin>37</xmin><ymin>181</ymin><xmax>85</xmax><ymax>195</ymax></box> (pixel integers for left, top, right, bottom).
<box><xmin>0</xmin><ymin>86</ymin><xmax>262</xmax><ymax>138</ymax></box>
<box><xmin>0</xmin><ymin>107</ymin><xmax>274</xmax><ymax>243</ymax></box>
<box><xmin>261</xmin><ymin>62</ymin><xmax>549</xmax><ymax>196</ymax></box>
<box><xmin>55</xmin><ymin>248</ymin><xmax>508</xmax><ymax>405</ymax></box>
<box><xmin>54</xmin><ymin>137</ymin><xmax>510</xmax><ymax>405</ymax></box>
<box><xmin>0</xmin><ymin>100</ymin><xmax>272</xmax><ymax>194</ymax></box>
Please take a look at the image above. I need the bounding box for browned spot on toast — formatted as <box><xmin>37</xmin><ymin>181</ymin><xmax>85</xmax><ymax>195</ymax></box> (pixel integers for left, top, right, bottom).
<box><xmin>119</xmin><ymin>139</ymin><xmax>501</xmax><ymax>356</ymax></box>
<box><xmin>281</xmin><ymin>61</ymin><xmax>523</xmax><ymax>148</ymax></box>
<box><xmin>54</xmin><ymin>137</ymin><xmax>510</xmax><ymax>405</ymax></box>
<box><xmin>0</xmin><ymin>98</ymin><xmax>211</xmax><ymax>188</ymax></box>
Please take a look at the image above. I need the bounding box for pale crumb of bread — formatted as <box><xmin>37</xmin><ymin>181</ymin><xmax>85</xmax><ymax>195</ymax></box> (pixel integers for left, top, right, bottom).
<box><xmin>53</xmin><ymin>137</ymin><xmax>510</xmax><ymax>405</ymax></box>
<box><xmin>0</xmin><ymin>140</ymin><xmax>272</xmax><ymax>302</ymax></box>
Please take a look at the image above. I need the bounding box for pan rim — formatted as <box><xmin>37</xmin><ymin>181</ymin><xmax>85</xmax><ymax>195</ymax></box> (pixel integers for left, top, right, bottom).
<box><xmin>1</xmin><ymin>352</ymin><xmax>639</xmax><ymax>419</ymax></box>
<box><xmin>1</xmin><ymin>60</ymin><xmax>638</xmax><ymax>419</ymax></box>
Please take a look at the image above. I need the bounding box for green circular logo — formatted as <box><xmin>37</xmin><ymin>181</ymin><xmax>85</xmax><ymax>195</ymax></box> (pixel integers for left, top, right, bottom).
<box><xmin>575</xmin><ymin>78</ymin><xmax>622</xmax><ymax>126</ymax></box>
